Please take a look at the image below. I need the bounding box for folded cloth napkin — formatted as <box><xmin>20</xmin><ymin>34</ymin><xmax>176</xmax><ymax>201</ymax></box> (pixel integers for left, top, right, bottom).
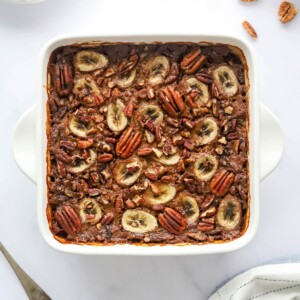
<box><xmin>209</xmin><ymin>263</ymin><xmax>300</xmax><ymax>300</ymax></box>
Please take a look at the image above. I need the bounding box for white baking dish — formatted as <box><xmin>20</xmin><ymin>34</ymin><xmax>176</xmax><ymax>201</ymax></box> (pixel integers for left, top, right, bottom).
<box><xmin>14</xmin><ymin>35</ymin><xmax>284</xmax><ymax>255</ymax></box>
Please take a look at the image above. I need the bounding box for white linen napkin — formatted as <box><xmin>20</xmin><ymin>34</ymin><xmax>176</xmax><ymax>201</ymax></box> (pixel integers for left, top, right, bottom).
<box><xmin>209</xmin><ymin>263</ymin><xmax>300</xmax><ymax>300</ymax></box>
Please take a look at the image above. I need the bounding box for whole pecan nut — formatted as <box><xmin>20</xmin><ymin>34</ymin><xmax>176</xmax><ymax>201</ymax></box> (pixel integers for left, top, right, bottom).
<box><xmin>158</xmin><ymin>208</ymin><xmax>187</xmax><ymax>235</ymax></box>
<box><xmin>55</xmin><ymin>206</ymin><xmax>82</xmax><ymax>236</ymax></box>
<box><xmin>116</xmin><ymin>127</ymin><xmax>143</xmax><ymax>158</ymax></box>
<box><xmin>159</xmin><ymin>86</ymin><xmax>186</xmax><ymax>117</ymax></box>
<box><xmin>210</xmin><ymin>170</ymin><xmax>235</xmax><ymax>196</ymax></box>
<box><xmin>180</xmin><ymin>49</ymin><xmax>206</xmax><ymax>74</ymax></box>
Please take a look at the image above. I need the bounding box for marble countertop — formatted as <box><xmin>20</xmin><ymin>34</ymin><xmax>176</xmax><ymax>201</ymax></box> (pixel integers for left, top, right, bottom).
<box><xmin>1</xmin><ymin>0</ymin><xmax>300</xmax><ymax>299</ymax></box>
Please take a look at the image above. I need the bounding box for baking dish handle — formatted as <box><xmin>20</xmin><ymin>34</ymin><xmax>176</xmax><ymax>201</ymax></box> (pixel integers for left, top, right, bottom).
<box><xmin>12</xmin><ymin>104</ymin><xmax>284</xmax><ymax>184</ymax></box>
<box><xmin>259</xmin><ymin>104</ymin><xmax>284</xmax><ymax>180</ymax></box>
<box><xmin>13</xmin><ymin>105</ymin><xmax>36</xmax><ymax>183</ymax></box>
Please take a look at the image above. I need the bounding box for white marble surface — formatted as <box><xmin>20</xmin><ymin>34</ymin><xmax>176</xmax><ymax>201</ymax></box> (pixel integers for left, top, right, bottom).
<box><xmin>0</xmin><ymin>0</ymin><xmax>300</xmax><ymax>299</ymax></box>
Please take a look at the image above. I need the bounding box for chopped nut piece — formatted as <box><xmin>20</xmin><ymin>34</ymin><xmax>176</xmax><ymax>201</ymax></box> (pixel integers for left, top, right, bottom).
<box><xmin>215</xmin><ymin>146</ymin><xmax>224</xmax><ymax>155</ymax></box>
<box><xmin>132</xmin><ymin>195</ymin><xmax>143</xmax><ymax>206</ymax></box>
<box><xmin>152</xmin><ymin>148</ymin><xmax>163</xmax><ymax>158</ymax></box>
<box><xmin>145</xmin><ymin>130</ymin><xmax>155</xmax><ymax>143</ymax></box>
<box><xmin>278</xmin><ymin>1</ymin><xmax>298</xmax><ymax>23</ymax></box>
<box><xmin>242</xmin><ymin>21</ymin><xmax>257</xmax><ymax>39</ymax></box>
<box><xmin>224</xmin><ymin>106</ymin><xmax>234</xmax><ymax>114</ymax></box>
<box><xmin>218</xmin><ymin>137</ymin><xmax>227</xmax><ymax>144</ymax></box>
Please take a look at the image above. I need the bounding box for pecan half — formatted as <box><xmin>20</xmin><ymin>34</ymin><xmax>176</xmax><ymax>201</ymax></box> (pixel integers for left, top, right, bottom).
<box><xmin>278</xmin><ymin>1</ymin><xmax>298</xmax><ymax>23</ymax></box>
<box><xmin>124</xmin><ymin>101</ymin><xmax>135</xmax><ymax>117</ymax></box>
<box><xmin>158</xmin><ymin>208</ymin><xmax>187</xmax><ymax>235</ymax></box>
<box><xmin>77</xmin><ymin>138</ymin><xmax>94</xmax><ymax>149</ymax></box>
<box><xmin>100</xmin><ymin>213</ymin><xmax>114</xmax><ymax>225</ymax></box>
<box><xmin>98</xmin><ymin>153</ymin><xmax>114</xmax><ymax>162</ymax></box>
<box><xmin>180</xmin><ymin>49</ymin><xmax>206</xmax><ymax>74</ymax></box>
<box><xmin>242</xmin><ymin>21</ymin><xmax>257</xmax><ymax>39</ymax></box>
<box><xmin>195</xmin><ymin>73</ymin><xmax>213</xmax><ymax>84</ymax></box>
<box><xmin>56</xmin><ymin>160</ymin><xmax>66</xmax><ymax>178</ymax></box>
<box><xmin>116</xmin><ymin>127</ymin><xmax>143</xmax><ymax>158</ymax></box>
<box><xmin>55</xmin><ymin>206</ymin><xmax>81</xmax><ymax>236</ymax></box>
<box><xmin>159</xmin><ymin>86</ymin><xmax>186</xmax><ymax>117</ymax></box>
<box><xmin>201</xmin><ymin>194</ymin><xmax>215</xmax><ymax>210</ymax></box>
<box><xmin>188</xmin><ymin>232</ymin><xmax>207</xmax><ymax>242</ymax></box>
<box><xmin>115</xmin><ymin>195</ymin><xmax>125</xmax><ymax>213</ymax></box>
<box><xmin>210</xmin><ymin>170</ymin><xmax>235</xmax><ymax>196</ymax></box>
<box><xmin>53</xmin><ymin>59</ymin><xmax>73</xmax><ymax>97</ymax></box>
<box><xmin>55</xmin><ymin>149</ymin><xmax>71</xmax><ymax>163</ymax></box>
<box><xmin>137</xmin><ymin>147</ymin><xmax>152</xmax><ymax>156</ymax></box>
<box><xmin>118</xmin><ymin>54</ymin><xmax>139</xmax><ymax>75</ymax></box>
<box><xmin>197</xmin><ymin>222</ymin><xmax>214</xmax><ymax>232</ymax></box>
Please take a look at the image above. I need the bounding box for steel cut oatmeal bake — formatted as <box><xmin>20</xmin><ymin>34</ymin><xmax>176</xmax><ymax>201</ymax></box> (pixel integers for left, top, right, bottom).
<box><xmin>47</xmin><ymin>42</ymin><xmax>250</xmax><ymax>245</ymax></box>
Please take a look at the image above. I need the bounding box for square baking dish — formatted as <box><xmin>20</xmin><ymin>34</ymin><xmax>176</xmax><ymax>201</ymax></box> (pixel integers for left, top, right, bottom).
<box><xmin>37</xmin><ymin>35</ymin><xmax>259</xmax><ymax>255</ymax></box>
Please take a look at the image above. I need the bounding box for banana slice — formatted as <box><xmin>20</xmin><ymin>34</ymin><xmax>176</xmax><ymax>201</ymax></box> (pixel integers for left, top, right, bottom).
<box><xmin>137</xmin><ymin>104</ymin><xmax>164</xmax><ymax>125</ymax></box>
<box><xmin>152</xmin><ymin>153</ymin><xmax>180</xmax><ymax>165</ymax></box>
<box><xmin>186</xmin><ymin>78</ymin><xmax>209</xmax><ymax>104</ymax></box>
<box><xmin>143</xmin><ymin>183</ymin><xmax>176</xmax><ymax>205</ymax></box>
<box><xmin>73</xmin><ymin>77</ymin><xmax>100</xmax><ymax>98</ymax></box>
<box><xmin>194</xmin><ymin>154</ymin><xmax>218</xmax><ymax>181</ymax></box>
<box><xmin>116</xmin><ymin>69</ymin><xmax>136</xmax><ymax>88</ymax></box>
<box><xmin>113</xmin><ymin>158</ymin><xmax>142</xmax><ymax>187</ymax></box>
<box><xmin>74</xmin><ymin>51</ymin><xmax>108</xmax><ymax>72</ymax></box>
<box><xmin>178</xmin><ymin>193</ymin><xmax>199</xmax><ymax>224</ymax></box>
<box><xmin>122</xmin><ymin>210</ymin><xmax>158</xmax><ymax>233</ymax></box>
<box><xmin>147</xmin><ymin>55</ymin><xmax>170</xmax><ymax>85</ymax></box>
<box><xmin>67</xmin><ymin>149</ymin><xmax>96</xmax><ymax>174</ymax></box>
<box><xmin>69</xmin><ymin>114</ymin><xmax>95</xmax><ymax>138</ymax></box>
<box><xmin>212</xmin><ymin>66</ymin><xmax>238</xmax><ymax>97</ymax></box>
<box><xmin>107</xmin><ymin>99</ymin><xmax>128</xmax><ymax>132</ymax></box>
<box><xmin>193</xmin><ymin>117</ymin><xmax>218</xmax><ymax>145</ymax></box>
<box><xmin>79</xmin><ymin>198</ymin><xmax>102</xmax><ymax>225</ymax></box>
<box><xmin>216</xmin><ymin>195</ymin><xmax>242</xmax><ymax>230</ymax></box>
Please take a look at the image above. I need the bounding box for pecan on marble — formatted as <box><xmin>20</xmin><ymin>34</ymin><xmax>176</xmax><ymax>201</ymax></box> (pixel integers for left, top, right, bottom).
<box><xmin>278</xmin><ymin>1</ymin><xmax>298</xmax><ymax>23</ymax></box>
<box><xmin>242</xmin><ymin>21</ymin><xmax>257</xmax><ymax>39</ymax></box>
<box><xmin>116</xmin><ymin>127</ymin><xmax>143</xmax><ymax>158</ymax></box>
